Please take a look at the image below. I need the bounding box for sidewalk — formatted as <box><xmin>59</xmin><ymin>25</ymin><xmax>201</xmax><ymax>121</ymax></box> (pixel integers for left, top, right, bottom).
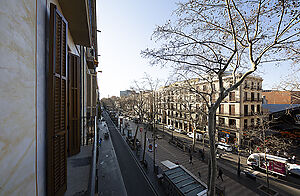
<box><xmin>115</xmin><ymin>124</ymin><xmax>167</xmax><ymax>196</ymax></box>
<box><xmin>98</xmin><ymin>121</ymin><xmax>127</xmax><ymax>196</ymax></box>
<box><xmin>65</xmin><ymin>145</ymin><xmax>92</xmax><ymax>196</ymax></box>
<box><xmin>149</xmin><ymin>135</ymin><xmax>260</xmax><ymax>196</ymax></box>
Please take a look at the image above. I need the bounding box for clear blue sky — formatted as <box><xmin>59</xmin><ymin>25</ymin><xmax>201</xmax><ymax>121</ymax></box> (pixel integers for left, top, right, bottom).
<box><xmin>96</xmin><ymin>1</ymin><xmax>298</xmax><ymax>98</ymax></box>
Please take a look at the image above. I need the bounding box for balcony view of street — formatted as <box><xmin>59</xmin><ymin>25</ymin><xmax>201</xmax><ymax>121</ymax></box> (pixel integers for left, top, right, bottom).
<box><xmin>1</xmin><ymin>0</ymin><xmax>299</xmax><ymax>196</ymax></box>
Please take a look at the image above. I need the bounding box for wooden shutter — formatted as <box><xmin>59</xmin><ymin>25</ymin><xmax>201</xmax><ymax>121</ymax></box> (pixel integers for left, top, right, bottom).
<box><xmin>68</xmin><ymin>53</ymin><xmax>80</xmax><ymax>156</ymax></box>
<box><xmin>47</xmin><ymin>3</ymin><xmax>68</xmax><ymax>196</ymax></box>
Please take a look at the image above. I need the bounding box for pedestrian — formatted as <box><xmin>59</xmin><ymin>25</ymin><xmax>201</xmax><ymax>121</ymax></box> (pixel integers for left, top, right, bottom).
<box><xmin>99</xmin><ymin>137</ymin><xmax>102</xmax><ymax>146</ymax></box>
<box><xmin>198</xmin><ymin>171</ymin><xmax>201</xmax><ymax>178</ymax></box>
<box><xmin>189</xmin><ymin>151</ymin><xmax>193</xmax><ymax>164</ymax></box>
<box><xmin>217</xmin><ymin>168</ymin><xmax>224</xmax><ymax>181</ymax></box>
<box><xmin>201</xmin><ymin>152</ymin><xmax>205</xmax><ymax>161</ymax></box>
<box><xmin>292</xmin><ymin>155</ymin><xmax>296</xmax><ymax>164</ymax></box>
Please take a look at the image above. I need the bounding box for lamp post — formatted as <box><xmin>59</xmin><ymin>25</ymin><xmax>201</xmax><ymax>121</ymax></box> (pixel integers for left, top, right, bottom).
<box><xmin>237</xmin><ymin>145</ymin><xmax>241</xmax><ymax>177</ymax></box>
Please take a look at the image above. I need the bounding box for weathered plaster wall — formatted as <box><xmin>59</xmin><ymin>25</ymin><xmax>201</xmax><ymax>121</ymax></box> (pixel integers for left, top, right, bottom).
<box><xmin>0</xmin><ymin>0</ymin><xmax>80</xmax><ymax>195</ymax></box>
<box><xmin>0</xmin><ymin>0</ymin><xmax>37</xmax><ymax>195</ymax></box>
<box><xmin>36</xmin><ymin>0</ymin><xmax>47</xmax><ymax>194</ymax></box>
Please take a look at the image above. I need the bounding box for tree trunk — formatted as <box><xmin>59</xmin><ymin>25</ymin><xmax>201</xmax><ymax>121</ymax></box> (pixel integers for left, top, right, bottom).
<box><xmin>133</xmin><ymin>124</ymin><xmax>139</xmax><ymax>149</ymax></box>
<box><xmin>208</xmin><ymin>110</ymin><xmax>217</xmax><ymax>196</ymax></box>
<box><xmin>192</xmin><ymin>126</ymin><xmax>196</xmax><ymax>151</ymax></box>
<box><xmin>153</xmin><ymin>124</ymin><xmax>156</xmax><ymax>170</ymax></box>
<box><xmin>142</xmin><ymin>127</ymin><xmax>148</xmax><ymax>163</ymax></box>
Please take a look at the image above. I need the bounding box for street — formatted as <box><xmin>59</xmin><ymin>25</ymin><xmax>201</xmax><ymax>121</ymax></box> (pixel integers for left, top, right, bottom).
<box><xmin>102</xmin><ymin>111</ymin><xmax>158</xmax><ymax>196</ymax></box>
<box><xmin>126</xmin><ymin>120</ymin><xmax>300</xmax><ymax>196</ymax></box>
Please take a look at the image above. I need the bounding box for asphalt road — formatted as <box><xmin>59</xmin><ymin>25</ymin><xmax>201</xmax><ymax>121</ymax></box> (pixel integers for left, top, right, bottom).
<box><xmin>103</xmin><ymin>111</ymin><xmax>158</xmax><ymax>196</ymax></box>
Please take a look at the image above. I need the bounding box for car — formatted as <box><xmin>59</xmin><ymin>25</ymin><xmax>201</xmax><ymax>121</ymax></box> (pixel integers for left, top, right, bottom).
<box><xmin>187</xmin><ymin>132</ymin><xmax>202</xmax><ymax>140</ymax></box>
<box><xmin>216</xmin><ymin>142</ymin><xmax>232</xmax><ymax>152</ymax></box>
<box><xmin>165</xmin><ymin>125</ymin><xmax>174</xmax><ymax>130</ymax></box>
<box><xmin>187</xmin><ymin>132</ymin><xmax>194</xmax><ymax>138</ymax></box>
<box><xmin>174</xmin><ymin>128</ymin><xmax>183</xmax><ymax>133</ymax></box>
<box><xmin>180</xmin><ymin>130</ymin><xmax>187</xmax><ymax>135</ymax></box>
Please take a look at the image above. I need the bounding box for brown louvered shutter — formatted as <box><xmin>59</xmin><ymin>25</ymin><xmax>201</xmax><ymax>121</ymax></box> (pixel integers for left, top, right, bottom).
<box><xmin>68</xmin><ymin>53</ymin><xmax>80</xmax><ymax>156</ymax></box>
<box><xmin>47</xmin><ymin>3</ymin><xmax>68</xmax><ymax>196</ymax></box>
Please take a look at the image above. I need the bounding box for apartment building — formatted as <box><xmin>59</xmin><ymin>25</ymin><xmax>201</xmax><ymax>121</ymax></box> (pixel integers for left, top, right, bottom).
<box><xmin>155</xmin><ymin>75</ymin><xmax>263</xmax><ymax>145</ymax></box>
<box><xmin>0</xmin><ymin>1</ymin><xmax>98</xmax><ymax>195</ymax></box>
<box><xmin>217</xmin><ymin>76</ymin><xmax>263</xmax><ymax>145</ymax></box>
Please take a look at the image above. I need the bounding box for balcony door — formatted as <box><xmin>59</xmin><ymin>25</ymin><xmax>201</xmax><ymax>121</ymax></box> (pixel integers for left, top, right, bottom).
<box><xmin>47</xmin><ymin>4</ymin><xmax>68</xmax><ymax>196</ymax></box>
<box><xmin>68</xmin><ymin>53</ymin><xmax>80</xmax><ymax>156</ymax></box>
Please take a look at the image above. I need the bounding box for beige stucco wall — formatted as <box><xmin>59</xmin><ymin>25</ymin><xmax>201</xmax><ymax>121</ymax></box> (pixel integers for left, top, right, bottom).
<box><xmin>0</xmin><ymin>0</ymin><xmax>37</xmax><ymax>195</ymax></box>
<box><xmin>0</xmin><ymin>0</ymin><xmax>80</xmax><ymax>195</ymax></box>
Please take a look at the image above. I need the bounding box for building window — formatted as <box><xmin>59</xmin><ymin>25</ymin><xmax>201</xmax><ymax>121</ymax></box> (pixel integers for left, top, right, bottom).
<box><xmin>251</xmin><ymin>118</ymin><xmax>255</xmax><ymax>126</ymax></box>
<box><xmin>244</xmin><ymin>92</ymin><xmax>248</xmax><ymax>101</ymax></box>
<box><xmin>251</xmin><ymin>92</ymin><xmax>255</xmax><ymax>101</ymax></box>
<box><xmin>229</xmin><ymin>105</ymin><xmax>235</xmax><ymax>115</ymax></box>
<box><xmin>244</xmin><ymin>119</ymin><xmax>248</xmax><ymax>129</ymax></box>
<box><xmin>229</xmin><ymin>92</ymin><xmax>235</xmax><ymax>101</ymax></box>
<box><xmin>229</xmin><ymin>119</ymin><xmax>236</xmax><ymax>128</ymax></box>
<box><xmin>219</xmin><ymin>104</ymin><xmax>224</xmax><ymax>114</ymax></box>
<box><xmin>251</xmin><ymin>105</ymin><xmax>255</xmax><ymax>115</ymax></box>
<box><xmin>244</xmin><ymin>81</ymin><xmax>248</xmax><ymax>89</ymax></box>
<box><xmin>219</xmin><ymin>118</ymin><xmax>225</xmax><ymax>126</ymax></box>
<box><xmin>257</xmin><ymin>105</ymin><xmax>260</xmax><ymax>114</ymax></box>
<box><xmin>244</xmin><ymin>105</ymin><xmax>248</xmax><ymax>116</ymax></box>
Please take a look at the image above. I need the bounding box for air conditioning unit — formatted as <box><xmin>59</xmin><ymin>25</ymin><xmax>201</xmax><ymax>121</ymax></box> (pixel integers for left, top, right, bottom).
<box><xmin>86</xmin><ymin>47</ymin><xmax>95</xmax><ymax>69</ymax></box>
<box><xmin>86</xmin><ymin>47</ymin><xmax>95</xmax><ymax>59</ymax></box>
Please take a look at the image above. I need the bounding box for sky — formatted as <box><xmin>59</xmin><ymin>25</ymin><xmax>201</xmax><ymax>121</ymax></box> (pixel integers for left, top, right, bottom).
<box><xmin>96</xmin><ymin>0</ymin><xmax>298</xmax><ymax>98</ymax></box>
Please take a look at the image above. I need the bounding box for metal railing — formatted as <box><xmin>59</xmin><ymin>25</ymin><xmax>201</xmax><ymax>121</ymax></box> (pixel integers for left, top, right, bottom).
<box><xmin>87</xmin><ymin>115</ymin><xmax>98</xmax><ymax>196</ymax></box>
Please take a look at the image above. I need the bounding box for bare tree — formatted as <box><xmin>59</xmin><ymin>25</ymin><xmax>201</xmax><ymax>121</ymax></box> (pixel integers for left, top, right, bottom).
<box><xmin>244</xmin><ymin>114</ymin><xmax>293</xmax><ymax>191</ymax></box>
<box><xmin>130</xmin><ymin>75</ymin><xmax>161</xmax><ymax>165</ymax></box>
<box><xmin>142</xmin><ymin>1</ymin><xmax>299</xmax><ymax>194</ymax></box>
<box><xmin>174</xmin><ymin>80</ymin><xmax>208</xmax><ymax>151</ymax></box>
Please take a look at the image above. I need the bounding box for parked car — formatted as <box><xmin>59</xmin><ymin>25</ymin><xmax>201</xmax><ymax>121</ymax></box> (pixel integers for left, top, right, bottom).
<box><xmin>174</xmin><ymin>128</ymin><xmax>183</xmax><ymax>133</ymax></box>
<box><xmin>187</xmin><ymin>132</ymin><xmax>202</xmax><ymax>140</ymax></box>
<box><xmin>180</xmin><ymin>130</ymin><xmax>187</xmax><ymax>135</ymax></box>
<box><xmin>216</xmin><ymin>142</ymin><xmax>232</xmax><ymax>152</ymax></box>
<box><xmin>165</xmin><ymin>125</ymin><xmax>174</xmax><ymax>130</ymax></box>
<box><xmin>187</xmin><ymin>132</ymin><xmax>193</xmax><ymax>138</ymax></box>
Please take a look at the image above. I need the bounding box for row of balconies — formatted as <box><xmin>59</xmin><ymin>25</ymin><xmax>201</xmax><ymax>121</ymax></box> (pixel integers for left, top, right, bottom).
<box><xmin>217</xmin><ymin>111</ymin><xmax>262</xmax><ymax>117</ymax></box>
<box><xmin>243</xmin><ymin>97</ymin><xmax>262</xmax><ymax>102</ymax></box>
<box><xmin>157</xmin><ymin>97</ymin><xmax>262</xmax><ymax>106</ymax></box>
<box><xmin>243</xmin><ymin>85</ymin><xmax>262</xmax><ymax>90</ymax></box>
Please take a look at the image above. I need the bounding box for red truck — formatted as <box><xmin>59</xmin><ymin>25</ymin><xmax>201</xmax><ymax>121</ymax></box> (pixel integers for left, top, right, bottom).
<box><xmin>247</xmin><ymin>153</ymin><xmax>287</xmax><ymax>176</ymax></box>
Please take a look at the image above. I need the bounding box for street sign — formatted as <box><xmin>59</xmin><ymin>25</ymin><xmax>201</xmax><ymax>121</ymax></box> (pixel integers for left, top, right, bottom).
<box><xmin>148</xmin><ymin>144</ymin><xmax>153</xmax><ymax>152</ymax></box>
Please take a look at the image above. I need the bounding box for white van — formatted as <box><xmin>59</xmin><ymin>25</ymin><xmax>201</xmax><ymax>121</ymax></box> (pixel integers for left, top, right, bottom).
<box><xmin>165</xmin><ymin>125</ymin><xmax>174</xmax><ymax>130</ymax></box>
<box><xmin>187</xmin><ymin>132</ymin><xmax>202</xmax><ymax>140</ymax></box>
<box><xmin>216</xmin><ymin>142</ymin><xmax>232</xmax><ymax>152</ymax></box>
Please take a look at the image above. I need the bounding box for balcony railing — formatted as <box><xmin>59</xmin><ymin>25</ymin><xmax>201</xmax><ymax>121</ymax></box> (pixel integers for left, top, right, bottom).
<box><xmin>87</xmin><ymin>115</ymin><xmax>98</xmax><ymax>196</ymax></box>
<box><xmin>217</xmin><ymin>123</ymin><xmax>238</xmax><ymax>130</ymax></box>
<box><xmin>217</xmin><ymin>112</ymin><xmax>241</xmax><ymax>117</ymax></box>
<box><xmin>244</xmin><ymin>85</ymin><xmax>250</xmax><ymax>89</ymax></box>
<box><xmin>244</xmin><ymin>97</ymin><xmax>261</xmax><ymax>102</ymax></box>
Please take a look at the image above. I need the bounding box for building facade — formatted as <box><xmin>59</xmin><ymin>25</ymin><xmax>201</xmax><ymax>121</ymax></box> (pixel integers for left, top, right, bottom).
<box><xmin>120</xmin><ymin>90</ymin><xmax>135</xmax><ymax>97</ymax></box>
<box><xmin>0</xmin><ymin>0</ymin><xmax>98</xmax><ymax>195</ymax></box>
<box><xmin>155</xmin><ymin>75</ymin><xmax>263</xmax><ymax>145</ymax></box>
